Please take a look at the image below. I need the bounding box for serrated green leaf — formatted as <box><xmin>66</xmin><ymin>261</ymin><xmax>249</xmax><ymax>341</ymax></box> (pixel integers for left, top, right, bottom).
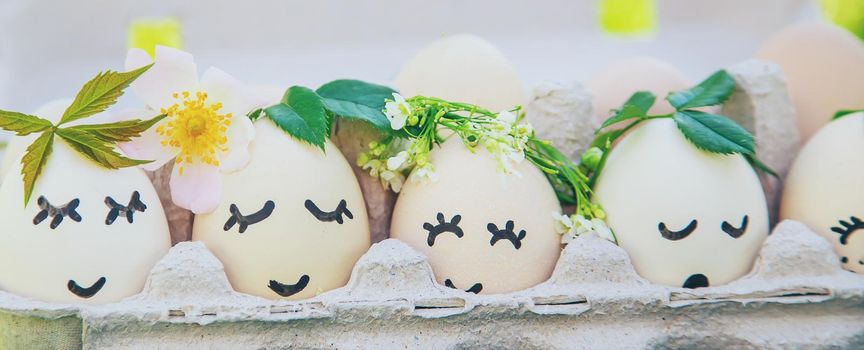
<box><xmin>20</xmin><ymin>130</ymin><xmax>54</xmax><ymax>206</ymax></box>
<box><xmin>265</xmin><ymin>86</ymin><xmax>329</xmax><ymax>150</ymax></box>
<box><xmin>833</xmin><ymin>109</ymin><xmax>864</xmax><ymax>120</ymax></box>
<box><xmin>673</xmin><ymin>110</ymin><xmax>754</xmax><ymax>155</ymax></box>
<box><xmin>623</xmin><ymin>90</ymin><xmax>656</xmax><ymax>113</ymax></box>
<box><xmin>59</xmin><ymin>64</ymin><xmax>153</xmax><ymax>125</ymax></box>
<box><xmin>600</xmin><ymin>104</ymin><xmax>648</xmax><ymax>130</ymax></box>
<box><xmin>247</xmin><ymin>108</ymin><xmax>264</xmax><ymax>121</ymax></box>
<box><xmin>55</xmin><ymin>128</ymin><xmax>151</xmax><ymax>169</ymax></box>
<box><xmin>66</xmin><ymin>114</ymin><xmax>166</xmax><ymax>142</ymax></box>
<box><xmin>316</xmin><ymin>79</ymin><xmax>396</xmax><ymax>132</ymax></box>
<box><xmin>666</xmin><ymin>70</ymin><xmax>736</xmax><ymax>110</ymax></box>
<box><xmin>0</xmin><ymin>110</ymin><xmax>54</xmax><ymax>136</ymax></box>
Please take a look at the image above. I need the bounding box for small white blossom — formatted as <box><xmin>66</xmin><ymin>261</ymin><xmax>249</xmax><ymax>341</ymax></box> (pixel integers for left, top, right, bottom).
<box><xmin>553</xmin><ymin>212</ymin><xmax>574</xmax><ymax>234</ymax></box>
<box><xmin>380</xmin><ymin>170</ymin><xmax>405</xmax><ymax>193</ymax></box>
<box><xmin>384</xmin><ymin>93</ymin><xmax>411</xmax><ymax>130</ymax></box>
<box><xmin>591</xmin><ymin>218</ymin><xmax>616</xmax><ymax>243</ymax></box>
<box><xmin>386</xmin><ymin>151</ymin><xmax>409</xmax><ymax>171</ymax></box>
<box><xmin>410</xmin><ymin>162</ymin><xmax>438</xmax><ymax>184</ymax></box>
<box><xmin>497</xmin><ymin>110</ymin><xmax>517</xmax><ymax>124</ymax></box>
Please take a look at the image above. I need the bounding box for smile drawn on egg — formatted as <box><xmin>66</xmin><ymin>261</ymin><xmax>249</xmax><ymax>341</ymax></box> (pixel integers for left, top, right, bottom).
<box><xmin>268</xmin><ymin>275</ymin><xmax>311</xmax><ymax>297</ymax></box>
<box><xmin>67</xmin><ymin>277</ymin><xmax>107</xmax><ymax>299</ymax></box>
<box><xmin>304</xmin><ymin>199</ymin><xmax>354</xmax><ymax>224</ymax></box>
<box><xmin>224</xmin><ymin>201</ymin><xmax>276</xmax><ymax>233</ymax></box>
<box><xmin>33</xmin><ymin>196</ymin><xmax>82</xmax><ymax>229</ymax></box>
<box><xmin>444</xmin><ymin>279</ymin><xmax>483</xmax><ymax>294</ymax></box>
<box><xmin>104</xmin><ymin>191</ymin><xmax>147</xmax><ymax>225</ymax></box>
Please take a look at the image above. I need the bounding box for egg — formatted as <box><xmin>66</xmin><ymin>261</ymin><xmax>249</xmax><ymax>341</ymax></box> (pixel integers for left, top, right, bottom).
<box><xmin>588</xmin><ymin>56</ymin><xmax>690</xmax><ymax>124</ymax></box>
<box><xmin>594</xmin><ymin>119</ymin><xmax>769</xmax><ymax>288</ymax></box>
<box><xmin>0</xmin><ymin>139</ymin><xmax>170</xmax><ymax>303</ymax></box>
<box><xmin>394</xmin><ymin>34</ymin><xmax>524</xmax><ymax>112</ymax></box>
<box><xmin>390</xmin><ymin>139</ymin><xmax>562</xmax><ymax>294</ymax></box>
<box><xmin>0</xmin><ymin>99</ymin><xmax>72</xmax><ymax>181</ymax></box>
<box><xmin>756</xmin><ymin>22</ymin><xmax>864</xmax><ymax>140</ymax></box>
<box><xmin>192</xmin><ymin>118</ymin><xmax>371</xmax><ymax>300</ymax></box>
<box><xmin>781</xmin><ymin>112</ymin><xmax>864</xmax><ymax>273</ymax></box>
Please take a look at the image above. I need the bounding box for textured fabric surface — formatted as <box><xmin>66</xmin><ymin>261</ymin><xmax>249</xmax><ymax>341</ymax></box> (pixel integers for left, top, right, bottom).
<box><xmin>0</xmin><ymin>312</ymin><xmax>82</xmax><ymax>350</ymax></box>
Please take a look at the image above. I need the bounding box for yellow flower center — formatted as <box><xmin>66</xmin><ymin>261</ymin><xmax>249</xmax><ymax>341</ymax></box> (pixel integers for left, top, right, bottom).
<box><xmin>156</xmin><ymin>91</ymin><xmax>231</xmax><ymax>176</ymax></box>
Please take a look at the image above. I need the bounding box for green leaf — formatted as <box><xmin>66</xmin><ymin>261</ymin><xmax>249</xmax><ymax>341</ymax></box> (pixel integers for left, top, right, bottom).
<box><xmin>59</xmin><ymin>64</ymin><xmax>153</xmax><ymax>125</ymax></box>
<box><xmin>666</xmin><ymin>70</ymin><xmax>736</xmax><ymax>110</ymax></box>
<box><xmin>673</xmin><ymin>110</ymin><xmax>755</xmax><ymax>155</ymax></box>
<box><xmin>833</xmin><ymin>109</ymin><xmax>864</xmax><ymax>120</ymax></box>
<box><xmin>20</xmin><ymin>130</ymin><xmax>54</xmax><ymax>206</ymax></box>
<box><xmin>0</xmin><ymin>110</ymin><xmax>54</xmax><ymax>136</ymax></box>
<box><xmin>623</xmin><ymin>90</ymin><xmax>656</xmax><ymax>113</ymax></box>
<box><xmin>600</xmin><ymin>104</ymin><xmax>648</xmax><ymax>130</ymax></box>
<box><xmin>264</xmin><ymin>86</ymin><xmax>329</xmax><ymax>150</ymax></box>
<box><xmin>316</xmin><ymin>79</ymin><xmax>397</xmax><ymax>132</ymax></box>
<box><xmin>55</xmin><ymin>128</ymin><xmax>151</xmax><ymax>169</ymax></box>
<box><xmin>247</xmin><ymin>108</ymin><xmax>264</xmax><ymax>121</ymax></box>
<box><xmin>65</xmin><ymin>114</ymin><xmax>166</xmax><ymax>142</ymax></box>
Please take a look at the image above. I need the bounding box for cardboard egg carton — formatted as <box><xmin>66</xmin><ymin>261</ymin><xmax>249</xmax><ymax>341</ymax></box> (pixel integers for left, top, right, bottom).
<box><xmin>1</xmin><ymin>60</ymin><xmax>862</xmax><ymax>349</ymax></box>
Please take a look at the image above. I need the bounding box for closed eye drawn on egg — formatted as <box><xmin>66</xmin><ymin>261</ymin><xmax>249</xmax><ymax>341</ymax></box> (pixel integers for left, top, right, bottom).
<box><xmin>33</xmin><ymin>196</ymin><xmax>82</xmax><ymax>229</ymax></box>
<box><xmin>487</xmin><ymin>220</ymin><xmax>526</xmax><ymax>249</ymax></box>
<box><xmin>721</xmin><ymin>215</ymin><xmax>749</xmax><ymax>238</ymax></box>
<box><xmin>104</xmin><ymin>191</ymin><xmax>147</xmax><ymax>225</ymax></box>
<box><xmin>224</xmin><ymin>201</ymin><xmax>276</xmax><ymax>233</ymax></box>
<box><xmin>830</xmin><ymin>216</ymin><xmax>864</xmax><ymax>245</ymax></box>
<box><xmin>423</xmin><ymin>213</ymin><xmax>464</xmax><ymax>247</ymax></box>
<box><xmin>305</xmin><ymin>199</ymin><xmax>353</xmax><ymax>224</ymax></box>
<box><xmin>444</xmin><ymin>279</ymin><xmax>483</xmax><ymax>294</ymax></box>
<box><xmin>658</xmin><ymin>219</ymin><xmax>698</xmax><ymax>241</ymax></box>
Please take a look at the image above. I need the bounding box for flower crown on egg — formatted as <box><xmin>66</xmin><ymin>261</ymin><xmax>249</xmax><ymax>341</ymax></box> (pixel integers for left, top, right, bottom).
<box><xmin>0</xmin><ymin>65</ymin><xmax>165</xmax><ymax>205</ymax></box>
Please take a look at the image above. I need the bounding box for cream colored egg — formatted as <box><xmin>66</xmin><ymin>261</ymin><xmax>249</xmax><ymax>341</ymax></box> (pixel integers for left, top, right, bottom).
<box><xmin>390</xmin><ymin>139</ymin><xmax>562</xmax><ymax>294</ymax></box>
<box><xmin>0</xmin><ymin>140</ymin><xmax>170</xmax><ymax>303</ymax></box>
<box><xmin>588</xmin><ymin>56</ymin><xmax>690</xmax><ymax>124</ymax></box>
<box><xmin>394</xmin><ymin>34</ymin><xmax>524</xmax><ymax>112</ymax></box>
<box><xmin>594</xmin><ymin>119</ymin><xmax>769</xmax><ymax>288</ymax></box>
<box><xmin>781</xmin><ymin>112</ymin><xmax>864</xmax><ymax>273</ymax></box>
<box><xmin>0</xmin><ymin>99</ymin><xmax>72</xmax><ymax>180</ymax></box>
<box><xmin>193</xmin><ymin>118</ymin><xmax>371</xmax><ymax>300</ymax></box>
<box><xmin>757</xmin><ymin>22</ymin><xmax>864</xmax><ymax>140</ymax></box>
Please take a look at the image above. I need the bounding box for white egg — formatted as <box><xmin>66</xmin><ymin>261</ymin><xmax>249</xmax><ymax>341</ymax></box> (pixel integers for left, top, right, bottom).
<box><xmin>588</xmin><ymin>56</ymin><xmax>690</xmax><ymax>124</ymax></box>
<box><xmin>594</xmin><ymin>119</ymin><xmax>769</xmax><ymax>288</ymax></box>
<box><xmin>394</xmin><ymin>34</ymin><xmax>524</xmax><ymax>112</ymax></box>
<box><xmin>390</xmin><ymin>139</ymin><xmax>562</xmax><ymax>294</ymax></box>
<box><xmin>0</xmin><ymin>99</ymin><xmax>72</xmax><ymax>181</ymax></box>
<box><xmin>0</xmin><ymin>140</ymin><xmax>170</xmax><ymax>303</ymax></box>
<box><xmin>192</xmin><ymin>118</ymin><xmax>371</xmax><ymax>300</ymax></box>
<box><xmin>756</xmin><ymin>22</ymin><xmax>864</xmax><ymax>140</ymax></box>
<box><xmin>781</xmin><ymin>112</ymin><xmax>864</xmax><ymax>273</ymax></box>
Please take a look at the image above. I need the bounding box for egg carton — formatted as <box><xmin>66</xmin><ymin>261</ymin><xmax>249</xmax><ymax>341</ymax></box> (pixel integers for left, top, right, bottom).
<box><xmin>1</xmin><ymin>60</ymin><xmax>861</xmax><ymax>349</ymax></box>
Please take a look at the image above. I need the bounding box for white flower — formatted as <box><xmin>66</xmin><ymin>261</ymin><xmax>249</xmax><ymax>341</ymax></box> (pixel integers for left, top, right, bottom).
<box><xmin>497</xmin><ymin>110</ymin><xmax>517</xmax><ymax>124</ymax></box>
<box><xmin>556</xmin><ymin>214</ymin><xmax>597</xmax><ymax>244</ymax></box>
<box><xmin>409</xmin><ymin>162</ymin><xmax>438</xmax><ymax>185</ymax></box>
<box><xmin>119</xmin><ymin>46</ymin><xmax>263</xmax><ymax>214</ymax></box>
<box><xmin>553</xmin><ymin>212</ymin><xmax>574</xmax><ymax>234</ymax></box>
<box><xmin>386</xmin><ymin>151</ymin><xmax>409</xmax><ymax>171</ymax></box>
<box><xmin>384</xmin><ymin>93</ymin><xmax>411</xmax><ymax>130</ymax></box>
<box><xmin>591</xmin><ymin>218</ymin><xmax>616</xmax><ymax>244</ymax></box>
<box><xmin>380</xmin><ymin>170</ymin><xmax>405</xmax><ymax>193</ymax></box>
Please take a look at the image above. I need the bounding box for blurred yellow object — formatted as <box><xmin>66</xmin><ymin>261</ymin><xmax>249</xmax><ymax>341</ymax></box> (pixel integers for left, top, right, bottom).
<box><xmin>127</xmin><ymin>18</ymin><xmax>183</xmax><ymax>57</ymax></box>
<box><xmin>821</xmin><ymin>0</ymin><xmax>864</xmax><ymax>40</ymax></box>
<box><xmin>598</xmin><ymin>0</ymin><xmax>656</xmax><ymax>36</ymax></box>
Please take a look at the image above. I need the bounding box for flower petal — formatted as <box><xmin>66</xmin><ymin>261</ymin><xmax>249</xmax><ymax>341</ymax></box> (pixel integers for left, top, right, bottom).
<box><xmin>200</xmin><ymin>66</ymin><xmax>265</xmax><ymax>117</ymax></box>
<box><xmin>114</xmin><ymin>108</ymin><xmax>177</xmax><ymax>171</ymax></box>
<box><xmin>169</xmin><ymin>162</ymin><xmax>223</xmax><ymax>214</ymax></box>
<box><xmin>126</xmin><ymin>46</ymin><xmax>199</xmax><ymax>109</ymax></box>
<box><xmin>219</xmin><ymin>112</ymin><xmax>256</xmax><ymax>173</ymax></box>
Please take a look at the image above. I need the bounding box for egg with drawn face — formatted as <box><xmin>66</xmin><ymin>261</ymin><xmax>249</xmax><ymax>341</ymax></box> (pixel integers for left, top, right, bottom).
<box><xmin>192</xmin><ymin>118</ymin><xmax>370</xmax><ymax>300</ymax></box>
<box><xmin>390</xmin><ymin>139</ymin><xmax>562</xmax><ymax>294</ymax></box>
<box><xmin>0</xmin><ymin>140</ymin><xmax>170</xmax><ymax>303</ymax></box>
<box><xmin>781</xmin><ymin>112</ymin><xmax>864</xmax><ymax>273</ymax></box>
<box><xmin>595</xmin><ymin>119</ymin><xmax>769</xmax><ymax>288</ymax></box>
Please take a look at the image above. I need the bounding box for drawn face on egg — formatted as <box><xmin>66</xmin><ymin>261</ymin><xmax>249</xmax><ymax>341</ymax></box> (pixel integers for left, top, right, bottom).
<box><xmin>781</xmin><ymin>112</ymin><xmax>864</xmax><ymax>273</ymax></box>
<box><xmin>192</xmin><ymin>118</ymin><xmax>370</xmax><ymax>300</ymax></box>
<box><xmin>0</xmin><ymin>141</ymin><xmax>170</xmax><ymax>303</ymax></box>
<box><xmin>595</xmin><ymin>119</ymin><xmax>769</xmax><ymax>288</ymax></box>
<box><xmin>390</xmin><ymin>139</ymin><xmax>562</xmax><ymax>294</ymax></box>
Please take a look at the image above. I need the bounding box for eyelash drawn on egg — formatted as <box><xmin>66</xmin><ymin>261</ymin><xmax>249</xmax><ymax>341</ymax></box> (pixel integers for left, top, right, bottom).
<box><xmin>104</xmin><ymin>191</ymin><xmax>147</xmax><ymax>225</ymax></box>
<box><xmin>304</xmin><ymin>199</ymin><xmax>353</xmax><ymax>224</ymax></box>
<box><xmin>831</xmin><ymin>216</ymin><xmax>863</xmax><ymax>245</ymax></box>
<box><xmin>224</xmin><ymin>201</ymin><xmax>276</xmax><ymax>233</ymax></box>
<box><xmin>487</xmin><ymin>220</ymin><xmax>527</xmax><ymax>249</ymax></box>
<box><xmin>423</xmin><ymin>213</ymin><xmax>464</xmax><ymax>247</ymax></box>
<box><xmin>33</xmin><ymin>196</ymin><xmax>82</xmax><ymax>229</ymax></box>
<box><xmin>658</xmin><ymin>219</ymin><xmax>697</xmax><ymax>241</ymax></box>
<box><xmin>721</xmin><ymin>215</ymin><xmax>749</xmax><ymax>238</ymax></box>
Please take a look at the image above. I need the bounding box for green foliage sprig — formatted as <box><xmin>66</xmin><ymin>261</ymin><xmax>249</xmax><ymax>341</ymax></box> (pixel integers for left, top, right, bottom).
<box><xmin>0</xmin><ymin>65</ymin><xmax>164</xmax><ymax>205</ymax></box>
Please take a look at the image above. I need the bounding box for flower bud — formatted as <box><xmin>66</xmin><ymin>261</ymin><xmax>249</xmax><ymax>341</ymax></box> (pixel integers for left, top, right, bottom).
<box><xmin>580</xmin><ymin>147</ymin><xmax>604</xmax><ymax>171</ymax></box>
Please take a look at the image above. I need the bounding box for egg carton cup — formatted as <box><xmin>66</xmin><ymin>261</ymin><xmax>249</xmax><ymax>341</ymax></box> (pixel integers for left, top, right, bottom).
<box><xmin>0</xmin><ymin>60</ymin><xmax>852</xmax><ymax>349</ymax></box>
